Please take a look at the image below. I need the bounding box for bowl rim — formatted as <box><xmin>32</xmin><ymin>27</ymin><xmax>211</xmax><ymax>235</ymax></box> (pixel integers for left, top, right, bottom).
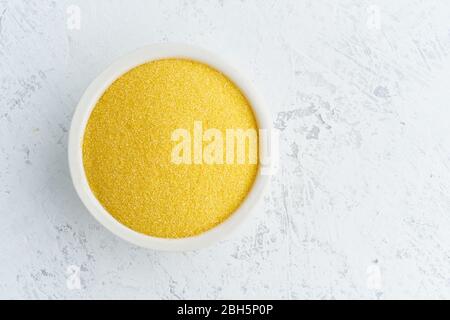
<box><xmin>68</xmin><ymin>43</ymin><xmax>271</xmax><ymax>251</ymax></box>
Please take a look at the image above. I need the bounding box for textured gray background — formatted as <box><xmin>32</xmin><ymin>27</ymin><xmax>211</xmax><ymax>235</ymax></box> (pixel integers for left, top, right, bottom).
<box><xmin>1</xmin><ymin>0</ymin><xmax>450</xmax><ymax>299</ymax></box>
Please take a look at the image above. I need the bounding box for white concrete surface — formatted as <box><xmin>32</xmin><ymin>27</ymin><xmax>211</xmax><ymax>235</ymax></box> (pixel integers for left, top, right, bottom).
<box><xmin>0</xmin><ymin>0</ymin><xmax>449</xmax><ymax>299</ymax></box>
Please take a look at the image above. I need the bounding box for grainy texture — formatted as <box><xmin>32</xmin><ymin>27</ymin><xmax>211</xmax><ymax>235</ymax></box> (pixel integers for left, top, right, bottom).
<box><xmin>83</xmin><ymin>59</ymin><xmax>258</xmax><ymax>238</ymax></box>
<box><xmin>0</xmin><ymin>0</ymin><xmax>450</xmax><ymax>299</ymax></box>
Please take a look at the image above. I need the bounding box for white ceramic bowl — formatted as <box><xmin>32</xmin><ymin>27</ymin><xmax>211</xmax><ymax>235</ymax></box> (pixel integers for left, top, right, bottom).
<box><xmin>68</xmin><ymin>44</ymin><xmax>271</xmax><ymax>251</ymax></box>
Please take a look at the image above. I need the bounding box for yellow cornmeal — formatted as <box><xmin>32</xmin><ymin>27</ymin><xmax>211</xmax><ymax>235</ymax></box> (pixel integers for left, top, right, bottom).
<box><xmin>83</xmin><ymin>59</ymin><xmax>258</xmax><ymax>238</ymax></box>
